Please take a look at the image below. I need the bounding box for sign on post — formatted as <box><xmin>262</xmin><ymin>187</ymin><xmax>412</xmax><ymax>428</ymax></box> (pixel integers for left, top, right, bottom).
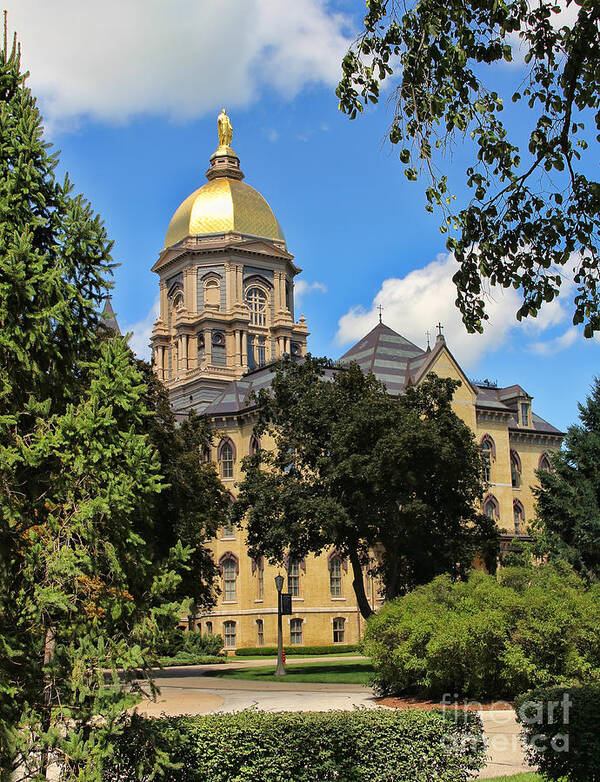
<box><xmin>280</xmin><ymin>593</ymin><xmax>292</xmax><ymax>615</ymax></box>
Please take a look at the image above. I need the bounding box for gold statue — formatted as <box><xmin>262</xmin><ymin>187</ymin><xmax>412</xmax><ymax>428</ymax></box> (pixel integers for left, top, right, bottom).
<box><xmin>217</xmin><ymin>108</ymin><xmax>233</xmax><ymax>148</ymax></box>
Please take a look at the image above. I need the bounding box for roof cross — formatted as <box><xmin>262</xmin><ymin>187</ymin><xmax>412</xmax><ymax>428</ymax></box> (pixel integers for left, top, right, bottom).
<box><xmin>436</xmin><ymin>322</ymin><xmax>444</xmax><ymax>337</ymax></box>
<box><xmin>377</xmin><ymin>304</ymin><xmax>384</xmax><ymax>324</ymax></box>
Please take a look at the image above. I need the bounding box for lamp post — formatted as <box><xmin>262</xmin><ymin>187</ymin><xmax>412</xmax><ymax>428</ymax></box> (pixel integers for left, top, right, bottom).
<box><xmin>274</xmin><ymin>573</ymin><xmax>286</xmax><ymax>677</ymax></box>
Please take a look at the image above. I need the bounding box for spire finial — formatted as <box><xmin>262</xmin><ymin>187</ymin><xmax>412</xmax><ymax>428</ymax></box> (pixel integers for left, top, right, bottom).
<box><xmin>426</xmin><ymin>330</ymin><xmax>431</xmax><ymax>350</ymax></box>
<box><xmin>435</xmin><ymin>322</ymin><xmax>445</xmax><ymax>344</ymax></box>
<box><xmin>377</xmin><ymin>304</ymin><xmax>384</xmax><ymax>324</ymax></box>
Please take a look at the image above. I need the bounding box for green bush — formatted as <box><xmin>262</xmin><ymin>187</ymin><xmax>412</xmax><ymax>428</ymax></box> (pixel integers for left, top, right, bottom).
<box><xmin>515</xmin><ymin>685</ymin><xmax>600</xmax><ymax>780</ymax></box>
<box><xmin>362</xmin><ymin>564</ymin><xmax>600</xmax><ymax>699</ymax></box>
<box><xmin>103</xmin><ymin>709</ymin><xmax>485</xmax><ymax>782</ymax></box>
<box><xmin>234</xmin><ymin>644</ymin><xmax>359</xmax><ymax>656</ymax></box>
<box><xmin>157</xmin><ymin>653</ymin><xmax>226</xmax><ymax>667</ymax></box>
<box><xmin>156</xmin><ymin>629</ymin><xmax>224</xmax><ymax>658</ymax></box>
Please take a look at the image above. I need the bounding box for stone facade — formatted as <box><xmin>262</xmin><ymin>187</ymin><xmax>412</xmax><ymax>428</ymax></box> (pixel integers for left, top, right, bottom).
<box><xmin>152</xmin><ymin>117</ymin><xmax>563</xmax><ymax>651</ymax></box>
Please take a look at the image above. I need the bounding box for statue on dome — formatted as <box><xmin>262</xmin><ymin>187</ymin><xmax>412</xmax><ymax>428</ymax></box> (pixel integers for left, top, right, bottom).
<box><xmin>217</xmin><ymin>108</ymin><xmax>233</xmax><ymax>148</ymax></box>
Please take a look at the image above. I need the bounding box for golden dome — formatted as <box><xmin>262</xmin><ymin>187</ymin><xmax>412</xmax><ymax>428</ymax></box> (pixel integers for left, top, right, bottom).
<box><xmin>165</xmin><ymin>112</ymin><xmax>285</xmax><ymax>248</ymax></box>
<box><xmin>164</xmin><ymin>177</ymin><xmax>285</xmax><ymax>247</ymax></box>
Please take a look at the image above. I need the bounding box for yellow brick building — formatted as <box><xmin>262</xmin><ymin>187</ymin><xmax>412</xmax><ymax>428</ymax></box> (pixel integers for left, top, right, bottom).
<box><xmin>150</xmin><ymin>113</ymin><xmax>563</xmax><ymax>651</ymax></box>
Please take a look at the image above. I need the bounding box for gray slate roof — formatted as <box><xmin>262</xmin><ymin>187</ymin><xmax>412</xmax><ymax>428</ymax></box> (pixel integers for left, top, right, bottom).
<box><xmin>198</xmin><ymin>322</ymin><xmax>562</xmax><ymax>436</ymax></box>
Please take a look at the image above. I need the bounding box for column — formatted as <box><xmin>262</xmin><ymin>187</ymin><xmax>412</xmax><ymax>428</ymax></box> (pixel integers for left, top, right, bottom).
<box><xmin>159</xmin><ymin>280</ymin><xmax>167</xmax><ymax>321</ymax></box>
<box><xmin>279</xmin><ymin>274</ymin><xmax>286</xmax><ymax>311</ymax></box>
<box><xmin>273</xmin><ymin>271</ymin><xmax>281</xmax><ymax>311</ymax></box>
<box><xmin>241</xmin><ymin>330</ymin><xmax>248</xmax><ymax>370</ymax></box>
<box><xmin>190</xmin><ymin>268</ymin><xmax>198</xmax><ymax>314</ymax></box>
<box><xmin>225</xmin><ymin>263</ymin><xmax>232</xmax><ymax>312</ymax></box>
<box><xmin>160</xmin><ymin>346</ymin><xmax>166</xmax><ymax>379</ymax></box>
<box><xmin>284</xmin><ymin>336</ymin><xmax>290</xmax><ymax>355</ymax></box>
<box><xmin>234</xmin><ymin>329</ymin><xmax>241</xmax><ymax>366</ymax></box>
<box><xmin>181</xmin><ymin>335</ymin><xmax>188</xmax><ymax>371</ymax></box>
<box><xmin>236</xmin><ymin>265</ymin><xmax>243</xmax><ymax>305</ymax></box>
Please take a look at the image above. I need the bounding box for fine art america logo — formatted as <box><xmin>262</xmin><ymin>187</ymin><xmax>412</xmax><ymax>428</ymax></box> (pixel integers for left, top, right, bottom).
<box><xmin>440</xmin><ymin>692</ymin><xmax>572</xmax><ymax>756</ymax></box>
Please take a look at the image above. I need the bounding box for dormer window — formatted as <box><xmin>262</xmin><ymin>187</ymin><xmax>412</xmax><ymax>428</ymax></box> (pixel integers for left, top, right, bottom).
<box><xmin>520</xmin><ymin>402</ymin><xmax>529</xmax><ymax>427</ymax></box>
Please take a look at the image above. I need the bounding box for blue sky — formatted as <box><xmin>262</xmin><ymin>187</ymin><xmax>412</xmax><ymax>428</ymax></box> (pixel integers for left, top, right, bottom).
<box><xmin>9</xmin><ymin>0</ymin><xmax>598</xmax><ymax>433</ymax></box>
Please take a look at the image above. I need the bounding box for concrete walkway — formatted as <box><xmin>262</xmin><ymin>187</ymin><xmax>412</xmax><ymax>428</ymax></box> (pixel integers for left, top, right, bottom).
<box><xmin>133</xmin><ymin>661</ymin><xmax>531</xmax><ymax>779</ymax></box>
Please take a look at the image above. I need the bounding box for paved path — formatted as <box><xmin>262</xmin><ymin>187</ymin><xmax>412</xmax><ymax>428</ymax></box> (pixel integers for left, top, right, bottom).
<box><xmin>133</xmin><ymin>661</ymin><xmax>531</xmax><ymax>779</ymax></box>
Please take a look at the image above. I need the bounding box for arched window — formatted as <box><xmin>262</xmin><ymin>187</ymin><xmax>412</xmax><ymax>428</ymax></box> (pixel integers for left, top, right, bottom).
<box><xmin>219</xmin><ymin>552</ymin><xmax>238</xmax><ymax>601</ymax></box>
<box><xmin>173</xmin><ymin>292</ymin><xmax>184</xmax><ymax>311</ymax></box>
<box><xmin>252</xmin><ymin>556</ymin><xmax>264</xmax><ymax>600</ymax></box>
<box><xmin>246</xmin><ymin>287</ymin><xmax>267</xmax><ymax>326</ymax></box>
<box><xmin>329</xmin><ymin>557</ymin><xmax>342</xmax><ymax>596</ymax></box>
<box><xmin>513</xmin><ymin>501</ymin><xmax>525</xmax><ymax>535</ymax></box>
<box><xmin>539</xmin><ymin>453</ymin><xmax>552</xmax><ymax>472</ymax></box>
<box><xmin>218</xmin><ymin>439</ymin><xmax>235</xmax><ymax>479</ymax></box>
<box><xmin>223</xmin><ymin>621</ymin><xmax>236</xmax><ymax>648</ymax></box>
<box><xmin>222</xmin><ymin>559</ymin><xmax>237</xmax><ymax>601</ymax></box>
<box><xmin>256</xmin><ymin>618</ymin><xmax>264</xmax><ymax>646</ymax></box>
<box><xmin>481</xmin><ymin>435</ymin><xmax>495</xmax><ymax>483</ymax></box>
<box><xmin>290</xmin><ymin>618</ymin><xmax>303</xmax><ymax>645</ymax></box>
<box><xmin>249</xmin><ymin>434</ymin><xmax>261</xmax><ymax>456</ymax></box>
<box><xmin>510</xmin><ymin>450</ymin><xmax>522</xmax><ymax>488</ymax></box>
<box><xmin>287</xmin><ymin>559</ymin><xmax>300</xmax><ymax>597</ymax></box>
<box><xmin>483</xmin><ymin>494</ymin><xmax>500</xmax><ymax>520</ymax></box>
<box><xmin>204</xmin><ymin>278</ymin><xmax>220</xmax><ymax>309</ymax></box>
<box><xmin>333</xmin><ymin>617</ymin><xmax>345</xmax><ymax>644</ymax></box>
<box><xmin>205</xmin><ymin>621</ymin><xmax>213</xmax><ymax>635</ymax></box>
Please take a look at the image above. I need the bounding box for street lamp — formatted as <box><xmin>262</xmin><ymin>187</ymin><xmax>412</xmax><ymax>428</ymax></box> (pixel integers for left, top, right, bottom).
<box><xmin>274</xmin><ymin>574</ymin><xmax>286</xmax><ymax>676</ymax></box>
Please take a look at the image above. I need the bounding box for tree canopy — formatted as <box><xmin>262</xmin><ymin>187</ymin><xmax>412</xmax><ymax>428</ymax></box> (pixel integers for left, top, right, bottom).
<box><xmin>337</xmin><ymin>0</ymin><xmax>600</xmax><ymax>336</ymax></box>
<box><xmin>533</xmin><ymin>376</ymin><xmax>600</xmax><ymax>580</ymax></box>
<box><xmin>232</xmin><ymin>356</ymin><xmax>498</xmax><ymax>619</ymax></box>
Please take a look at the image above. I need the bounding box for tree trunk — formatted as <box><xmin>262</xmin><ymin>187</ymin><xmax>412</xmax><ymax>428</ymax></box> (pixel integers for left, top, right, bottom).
<box><xmin>349</xmin><ymin>549</ymin><xmax>374</xmax><ymax>620</ymax></box>
<box><xmin>40</xmin><ymin>623</ymin><xmax>56</xmax><ymax>780</ymax></box>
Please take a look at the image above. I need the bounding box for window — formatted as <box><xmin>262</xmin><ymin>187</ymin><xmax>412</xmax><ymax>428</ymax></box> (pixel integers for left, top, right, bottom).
<box><xmin>249</xmin><ymin>435</ymin><xmax>261</xmax><ymax>456</ymax></box>
<box><xmin>514</xmin><ymin>502</ymin><xmax>524</xmax><ymax>535</ymax></box>
<box><xmin>484</xmin><ymin>496</ymin><xmax>499</xmax><ymax>520</ymax></box>
<box><xmin>222</xmin><ymin>521</ymin><xmax>235</xmax><ymax>538</ymax></box>
<box><xmin>511</xmin><ymin>451</ymin><xmax>521</xmax><ymax>488</ymax></box>
<box><xmin>205</xmin><ymin>621</ymin><xmax>213</xmax><ymax>635</ymax></box>
<box><xmin>521</xmin><ymin>403</ymin><xmax>529</xmax><ymax>427</ymax></box>
<box><xmin>220</xmin><ymin>441</ymin><xmax>234</xmax><ymax>478</ymax></box>
<box><xmin>481</xmin><ymin>440</ymin><xmax>492</xmax><ymax>482</ymax></box>
<box><xmin>288</xmin><ymin>559</ymin><xmax>300</xmax><ymax>597</ymax></box>
<box><xmin>257</xmin><ymin>565</ymin><xmax>264</xmax><ymax>600</ymax></box>
<box><xmin>204</xmin><ymin>278</ymin><xmax>220</xmax><ymax>308</ymax></box>
<box><xmin>290</xmin><ymin>618</ymin><xmax>303</xmax><ymax>645</ymax></box>
<box><xmin>539</xmin><ymin>453</ymin><xmax>551</xmax><ymax>472</ymax></box>
<box><xmin>223</xmin><ymin>559</ymin><xmax>237</xmax><ymax>601</ymax></box>
<box><xmin>224</xmin><ymin>621</ymin><xmax>236</xmax><ymax>648</ymax></box>
<box><xmin>246</xmin><ymin>287</ymin><xmax>267</xmax><ymax>326</ymax></box>
<box><xmin>256</xmin><ymin>619</ymin><xmax>264</xmax><ymax>646</ymax></box>
<box><xmin>333</xmin><ymin>617</ymin><xmax>345</xmax><ymax>644</ymax></box>
<box><xmin>330</xmin><ymin>557</ymin><xmax>342</xmax><ymax>596</ymax></box>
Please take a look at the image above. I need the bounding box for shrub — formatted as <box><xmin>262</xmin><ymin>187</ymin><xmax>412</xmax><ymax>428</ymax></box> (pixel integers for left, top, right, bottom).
<box><xmin>362</xmin><ymin>564</ymin><xmax>600</xmax><ymax>700</ymax></box>
<box><xmin>103</xmin><ymin>709</ymin><xmax>485</xmax><ymax>782</ymax></box>
<box><xmin>157</xmin><ymin>653</ymin><xmax>226</xmax><ymax>667</ymax></box>
<box><xmin>234</xmin><ymin>644</ymin><xmax>359</xmax><ymax>656</ymax></box>
<box><xmin>157</xmin><ymin>629</ymin><xmax>223</xmax><ymax>658</ymax></box>
<box><xmin>515</xmin><ymin>685</ymin><xmax>600</xmax><ymax>780</ymax></box>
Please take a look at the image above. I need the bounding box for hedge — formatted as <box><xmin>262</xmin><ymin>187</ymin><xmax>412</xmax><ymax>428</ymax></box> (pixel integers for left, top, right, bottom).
<box><xmin>234</xmin><ymin>644</ymin><xmax>359</xmax><ymax>656</ymax></box>
<box><xmin>157</xmin><ymin>654</ymin><xmax>226</xmax><ymax>667</ymax></box>
<box><xmin>103</xmin><ymin>709</ymin><xmax>485</xmax><ymax>782</ymax></box>
<box><xmin>515</xmin><ymin>685</ymin><xmax>600</xmax><ymax>780</ymax></box>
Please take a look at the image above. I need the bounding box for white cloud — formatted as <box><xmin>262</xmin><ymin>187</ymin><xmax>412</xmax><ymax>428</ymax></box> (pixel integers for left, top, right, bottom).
<box><xmin>8</xmin><ymin>0</ymin><xmax>352</xmax><ymax>128</ymax></box>
<box><xmin>530</xmin><ymin>326</ymin><xmax>579</xmax><ymax>356</ymax></box>
<box><xmin>123</xmin><ymin>297</ymin><xmax>159</xmax><ymax>361</ymax></box>
<box><xmin>335</xmin><ymin>252</ymin><xmax>578</xmax><ymax>369</ymax></box>
<box><xmin>295</xmin><ymin>279</ymin><xmax>328</xmax><ymax>303</ymax></box>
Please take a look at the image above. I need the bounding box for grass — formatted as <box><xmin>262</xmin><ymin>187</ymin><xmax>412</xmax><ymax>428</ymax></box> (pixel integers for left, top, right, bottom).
<box><xmin>204</xmin><ymin>659</ymin><xmax>374</xmax><ymax>684</ymax></box>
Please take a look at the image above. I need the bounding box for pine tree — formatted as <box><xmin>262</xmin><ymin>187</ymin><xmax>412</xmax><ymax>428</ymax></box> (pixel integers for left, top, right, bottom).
<box><xmin>533</xmin><ymin>378</ymin><xmax>600</xmax><ymax>580</ymax></box>
<box><xmin>0</xmin><ymin>25</ymin><xmax>225</xmax><ymax>779</ymax></box>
